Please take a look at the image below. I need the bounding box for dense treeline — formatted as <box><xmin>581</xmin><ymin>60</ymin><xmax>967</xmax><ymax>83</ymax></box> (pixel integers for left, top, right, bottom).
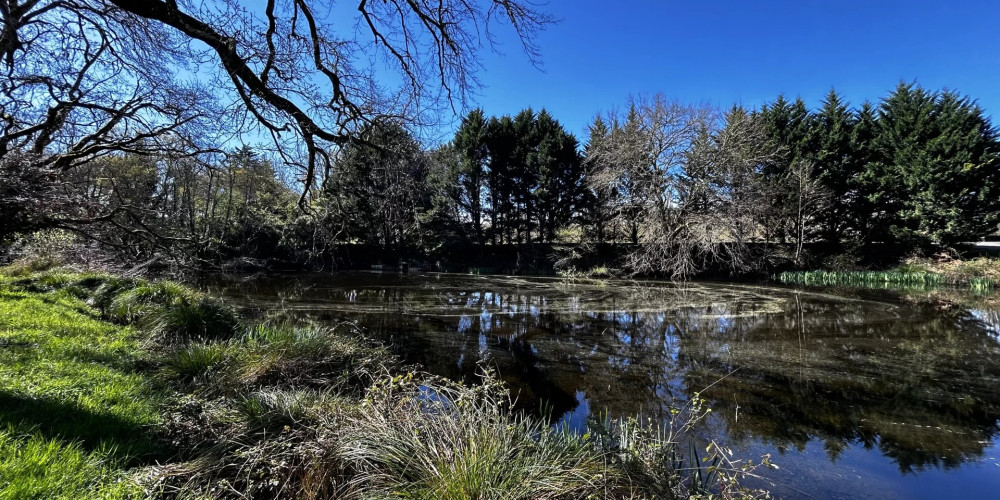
<box><xmin>3</xmin><ymin>83</ymin><xmax>999</xmax><ymax>277</ymax></box>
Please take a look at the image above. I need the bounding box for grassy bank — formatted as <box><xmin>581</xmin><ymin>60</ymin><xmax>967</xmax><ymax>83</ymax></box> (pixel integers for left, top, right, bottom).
<box><xmin>0</xmin><ymin>272</ymin><xmax>162</xmax><ymax>499</ymax></box>
<box><xmin>0</xmin><ymin>268</ymin><xmax>773</xmax><ymax>499</ymax></box>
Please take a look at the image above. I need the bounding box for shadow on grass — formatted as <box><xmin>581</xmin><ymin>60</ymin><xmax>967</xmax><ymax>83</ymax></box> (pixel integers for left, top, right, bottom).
<box><xmin>0</xmin><ymin>390</ymin><xmax>173</xmax><ymax>466</ymax></box>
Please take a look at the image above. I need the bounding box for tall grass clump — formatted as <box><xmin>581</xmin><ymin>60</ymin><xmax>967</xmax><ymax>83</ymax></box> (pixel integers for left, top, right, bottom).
<box><xmin>107</xmin><ymin>280</ymin><xmax>195</xmax><ymax>323</ymax></box>
<box><xmin>146</xmin><ymin>296</ymin><xmax>241</xmax><ymax>343</ymax></box>
<box><xmin>90</xmin><ymin>277</ymin><xmax>142</xmax><ymax>315</ymax></box>
<box><xmin>234</xmin><ymin>323</ymin><xmax>392</xmax><ymax>390</ymax></box>
<box><xmin>162</xmin><ymin>342</ymin><xmax>233</xmax><ymax>381</ymax></box>
<box><xmin>340</xmin><ymin>372</ymin><xmax>604</xmax><ymax>500</ymax></box>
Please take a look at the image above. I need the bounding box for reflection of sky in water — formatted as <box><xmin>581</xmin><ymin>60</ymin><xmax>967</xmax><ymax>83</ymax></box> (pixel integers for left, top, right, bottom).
<box><xmin>208</xmin><ymin>272</ymin><xmax>1000</xmax><ymax>500</ymax></box>
<box><xmin>971</xmin><ymin>309</ymin><xmax>1000</xmax><ymax>339</ymax></box>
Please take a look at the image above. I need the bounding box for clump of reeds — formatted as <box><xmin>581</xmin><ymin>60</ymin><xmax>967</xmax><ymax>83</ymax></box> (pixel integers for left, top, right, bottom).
<box><xmin>777</xmin><ymin>269</ymin><xmax>998</xmax><ymax>293</ymax></box>
<box><xmin>777</xmin><ymin>270</ymin><xmax>944</xmax><ymax>288</ymax></box>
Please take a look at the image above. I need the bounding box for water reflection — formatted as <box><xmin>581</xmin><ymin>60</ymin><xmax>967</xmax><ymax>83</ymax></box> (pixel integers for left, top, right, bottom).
<box><xmin>205</xmin><ymin>272</ymin><xmax>1000</xmax><ymax>491</ymax></box>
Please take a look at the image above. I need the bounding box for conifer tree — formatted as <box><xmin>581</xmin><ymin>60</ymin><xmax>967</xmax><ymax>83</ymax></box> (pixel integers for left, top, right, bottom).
<box><xmin>453</xmin><ymin>109</ymin><xmax>490</xmax><ymax>245</ymax></box>
<box><xmin>865</xmin><ymin>83</ymin><xmax>1000</xmax><ymax>247</ymax></box>
<box><xmin>809</xmin><ymin>90</ymin><xmax>857</xmax><ymax>242</ymax></box>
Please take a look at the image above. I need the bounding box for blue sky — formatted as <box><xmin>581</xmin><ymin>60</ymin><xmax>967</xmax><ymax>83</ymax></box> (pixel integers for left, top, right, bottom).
<box><xmin>460</xmin><ymin>0</ymin><xmax>1000</xmax><ymax>139</ymax></box>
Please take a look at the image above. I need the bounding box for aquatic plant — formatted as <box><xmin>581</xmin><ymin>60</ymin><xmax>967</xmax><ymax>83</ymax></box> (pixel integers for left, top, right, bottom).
<box><xmin>777</xmin><ymin>270</ymin><xmax>945</xmax><ymax>288</ymax></box>
<box><xmin>774</xmin><ymin>269</ymin><xmax>1000</xmax><ymax>292</ymax></box>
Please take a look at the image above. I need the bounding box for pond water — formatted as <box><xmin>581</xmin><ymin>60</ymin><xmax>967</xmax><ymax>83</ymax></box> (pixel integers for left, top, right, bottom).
<box><xmin>204</xmin><ymin>272</ymin><xmax>1000</xmax><ymax>499</ymax></box>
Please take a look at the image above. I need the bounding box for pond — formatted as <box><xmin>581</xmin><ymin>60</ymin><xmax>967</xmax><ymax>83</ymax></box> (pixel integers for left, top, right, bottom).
<box><xmin>204</xmin><ymin>272</ymin><xmax>1000</xmax><ymax>499</ymax></box>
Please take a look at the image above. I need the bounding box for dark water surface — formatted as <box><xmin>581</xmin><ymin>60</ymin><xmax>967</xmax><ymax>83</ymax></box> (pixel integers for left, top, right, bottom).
<box><xmin>203</xmin><ymin>272</ymin><xmax>1000</xmax><ymax>499</ymax></box>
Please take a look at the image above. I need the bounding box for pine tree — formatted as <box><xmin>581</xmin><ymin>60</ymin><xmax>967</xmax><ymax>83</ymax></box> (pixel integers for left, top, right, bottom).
<box><xmin>532</xmin><ymin>109</ymin><xmax>583</xmax><ymax>242</ymax></box>
<box><xmin>849</xmin><ymin>101</ymin><xmax>879</xmax><ymax>242</ymax></box>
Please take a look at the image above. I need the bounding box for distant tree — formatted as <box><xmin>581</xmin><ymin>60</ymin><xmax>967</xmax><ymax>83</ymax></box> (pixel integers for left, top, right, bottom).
<box><xmin>848</xmin><ymin>101</ymin><xmax>880</xmax><ymax>242</ymax></box>
<box><xmin>758</xmin><ymin>96</ymin><xmax>811</xmax><ymax>242</ymax></box>
<box><xmin>530</xmin><ymin>109</ymin><xmax>583</xmax><ymax>242</ymax></box>
<box><xmin>485</xmin><ymin>115</ymin><xmax>518</xmax><ymax>244</ymax></box>
<box><xmin>787</xmin><ymin>161</ymin><xmax>831</xmax><ymax>265</ymax></box>
<box><xmin>589</xmin><ymin>104</ymin><xmax>653</xmax><ymax>244</ymax></box>
<box><xmin>589</xmin><ymin>95</ymin><xmax>781</xmax><ymax>277</ymax></box>
<box><xmin>0</xmin><ymin>153</ymin><xmax>64</xmax><ymax>242</ymax></box>
<box><xmin>325</xmin><ymin>122</ymin><xmax>428</xmax><ymax>251</ymax></box>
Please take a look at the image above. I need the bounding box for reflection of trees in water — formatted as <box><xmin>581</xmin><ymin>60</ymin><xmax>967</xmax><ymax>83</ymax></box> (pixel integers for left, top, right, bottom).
<box><xmin>681</xmin><ymin>294</ymin><xmax>1000</xmax><ymax>473</ymax></box>
<box><xmin>210</xmin><ymin>274</ymin><xmax>1000</xmax><ymax>473</ymax></box>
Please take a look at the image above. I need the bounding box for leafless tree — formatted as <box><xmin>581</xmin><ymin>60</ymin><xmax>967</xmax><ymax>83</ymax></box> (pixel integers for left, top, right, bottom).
<box><xmin>591</xmin><ymin>97</ymin><xmax>781</xmax><ymax>278</ymax></box>
<box><xmin>1</xmin><ymin>0</ymin><xmax>552</xmax><ymax>205</ymax></box>
<box><xmin>786</xmin><ymin>160</ymin><xmax>831</xmax><ymax>265</ymax></box>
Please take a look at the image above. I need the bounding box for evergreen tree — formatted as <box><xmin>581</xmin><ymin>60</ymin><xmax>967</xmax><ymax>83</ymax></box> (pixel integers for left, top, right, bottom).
<box><xmin>531</xmin><ymin>109</ymin><xmax>583</xmax><ymax>242</ymax></box>
<box><xmin>485</xmin><ymin>115</ymin><xmax>517</xmax><ymax>244</ymax></box>
<box><xmin>849</xmin><ymin>101</ymin><xmax>880</xmax><ymax>242</ymax></box>
<box><xmin>453</xmin><ymin>109</ymin><xmax>490</xmax><ymax>245</ymax></box>
<box><xmin>857</xmin><ymin>83</ymin><xmax>1000</xmax><ymax>248</ymax></box>
<box><xmin>582</xmin><ymin>116</ymin><xmax>615</xmax><ymax>243</ymax></box>
<box><xmin>809</xmin><ymin>89</ymin><xmax>857</xmax><ymax>243</ymax></box>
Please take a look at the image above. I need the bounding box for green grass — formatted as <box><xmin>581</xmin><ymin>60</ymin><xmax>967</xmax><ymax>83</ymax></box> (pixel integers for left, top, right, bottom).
<box><xmin>0</xmin><ymin>427</ymin><xmax>142</xmax><ymax>500</ymax></box>
<box><xmin>0</xmin><ymin>278</ymin><xmax>165</xmax><ymax>498</ymax></box>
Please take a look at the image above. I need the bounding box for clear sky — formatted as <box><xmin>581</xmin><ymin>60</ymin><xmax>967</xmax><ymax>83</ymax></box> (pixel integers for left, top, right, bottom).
<box><xmin>461</xmin><ymin>0</ymin><xmax>1000</xmax><ymax>140</ymax></box>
